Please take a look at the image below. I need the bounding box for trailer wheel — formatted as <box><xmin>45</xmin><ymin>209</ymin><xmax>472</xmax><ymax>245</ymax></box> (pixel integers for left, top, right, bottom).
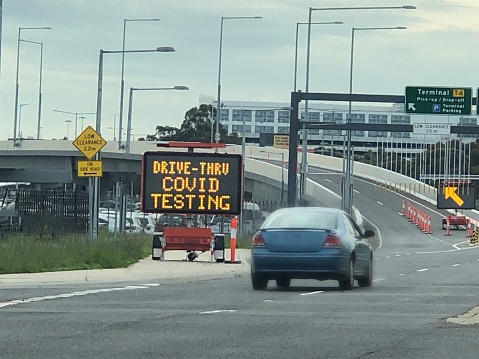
<box><xmin>187</xmin><ymin>252</ymin><xmax>197</xmax><ymax>262</ymax></box>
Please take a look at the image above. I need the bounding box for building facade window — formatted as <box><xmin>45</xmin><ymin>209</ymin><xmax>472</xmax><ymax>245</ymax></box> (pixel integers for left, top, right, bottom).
<box><xmin>368</xmin><ymin>114</ymin><xmax>387</xmax><ymax>124</ymax></box>
<box><xmin>323</xmin><ymin>112</ymin><xmax>343</xmax><ymax>136</ymax></box>
<box><xmin>255</xmin><ymin>125</ymin><xmax>274</xmax><ymax>134</ymax></box>
<box><xmin>255</xmin><ymin>110</ymin><xmax>274</xmax><ymax>123</ymax></box>
<box><xmin>350</xmin><ymin>113</ymin><xmax>365</xmax><ymax>137</ymax></box>
<box><xmin>232</xmin><ymin>109</ymin><xmax>252</xmax><ymax>122</ymax></box>
<box><xmin>232</xmin><ymin>124</ymin><xmax>251</xmax><ymax>133</ymax></box>
<box><xmin>301</xmin><ymin>111</ymin><xmax>321</xmax><ymax>122</ymax></box>
<box><xmin>459</xmin><ymin>117</ymin><xmax>478</xmax><ymax>138</ymax></box>
<box><xmin>277</xmin><ymin>110</ymin><xmax>290</xmax><ymax>124</ymax></box>
<box><xmin>391</xmin><ymin>115</ymin><xmax>410</xmax><ymax>124</ymax></box>
<box><xmin>220</xmin><ymin>108</ymin><xmax>229</xmax><ymax>122</ymax></box>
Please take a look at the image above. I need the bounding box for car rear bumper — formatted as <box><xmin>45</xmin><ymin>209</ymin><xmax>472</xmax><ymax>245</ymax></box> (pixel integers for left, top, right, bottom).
<box><xmin>251</xmin><ymin>248</ymin><xmax>350</xmax><ymax>280</ymax></box>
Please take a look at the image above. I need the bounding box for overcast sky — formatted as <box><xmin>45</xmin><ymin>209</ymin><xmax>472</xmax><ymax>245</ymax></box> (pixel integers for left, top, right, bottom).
<box><xmin>0</xmin><ymin>0</ymin><xmax>478</xmax><ymax>142</ymax></box>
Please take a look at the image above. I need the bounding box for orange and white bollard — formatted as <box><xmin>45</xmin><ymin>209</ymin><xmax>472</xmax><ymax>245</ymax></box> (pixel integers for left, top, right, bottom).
<box><xmin>401</xmin><ymin>200</ymin><xmax>405</xmax><ymax>216</ymax></box>
<box><xmin>408</xmin><ymin>204</ymin><xmax>413</xmax><ymax>222</ymax></box>
<box><xmin>229</xmin><ymin>216</ymin><xmax>237</xmax><ymax>262</ymax></box>
<box><xmin>426</xmin><ymin>215</ymin><xmax>431</xmax><ymax>234</ymax></box>
<box><xmin>445</xmin><ymin>217</ymin><xmax>451</xmax><ymax>236</ymax></box>
<box><xmin>467</xmin><ymin>218</ymin><xmax>472</xmax><ymax>237</ymax></box>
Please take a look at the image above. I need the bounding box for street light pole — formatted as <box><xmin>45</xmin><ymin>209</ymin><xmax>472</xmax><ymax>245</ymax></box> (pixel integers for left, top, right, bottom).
<box><xmin>301</xmin><ymin>18</ymin><xmax>344</xmax><ymax>199</ymax></box>
<box><xmin>343</xmin><ymin>26</ymin><xmax>407</xmax><ymax>215</ymax></box>
<box><xmin>303</xmin><ymin>5</ymin><xmax>415</xmax><ymax>207</ymax></box>
<box><xmin>125</xmin><ymin>85</ymin><xmax>189</xmax><ymax>154</ymax></box>
<box><xmin>89</xmin><ymin>47</ymin><xmax>174</xmax><ymax>241</ymax></box>
<box><xmin>13</xmin><ymin>26</ymin><xmax>51</xmax><ymax>147</ymax></box>
<box><xmin>18</xmin><ymin>103</ymin><xmax>29</xmax><ymax>139</ymax></box>
<box><xmin>65</xmin><ymin>119</ymin><xmax>72</xmax><ymax>139</ymax></box>
<box><xmin>20</xmin><ymin>39</ymin><xmax>44</xmax><ymax>140</ymax></box>
<box><xmin>293</xmin><ymin>21</ymin><xmax>342</xmax><ymax>92</ymax></box>
<box><xmin>118</xmin><ymin>18</ymin><xmax>160</xmax><ymax>150</ymax></box>
<box><xmin>216</xmin><ymin>16</ymin><xmax>262</xmax><ymax>147</ymax></box>
<box><xmin>53</xmin><ymin>110</ymin><xmax>96</xmax><ymax>138</ymax></box>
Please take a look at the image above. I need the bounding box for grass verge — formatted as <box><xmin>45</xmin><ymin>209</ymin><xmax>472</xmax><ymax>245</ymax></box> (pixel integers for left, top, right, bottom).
<box><xmin>225</xmin><ymin>234</ymin><xmax>252</xmax><ymax>249</ymax></box>
<box><xmin>0</xmin><ymin>231</ymin><xmax>151</xmax><ymax>275</ymax></box>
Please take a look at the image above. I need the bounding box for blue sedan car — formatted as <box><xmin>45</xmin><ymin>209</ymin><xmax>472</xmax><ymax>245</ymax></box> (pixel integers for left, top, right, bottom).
<box><xmin>250</xmin><ymin>207</ymin><xmax>375</xmax><ymax>290</ymax></box>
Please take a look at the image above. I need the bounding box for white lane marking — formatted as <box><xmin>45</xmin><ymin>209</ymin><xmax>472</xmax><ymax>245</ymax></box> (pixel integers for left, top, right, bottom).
<box><xmin>451</xmin><ymin>264</ymin><xmax>461</xmax><ymax>267</ymax></box>
<box><xmin>324</xmin><ymin>178</ymin><xmax>333</xmax><ymax>183</ymax></box>
<box><xmin>0</xmin><ymin>283</ymin><xmax>160</xmax><ymax>309</ymax></box>
<box><xmin>200</xmin><ymin>309</ymin><xmax>236</xmax><ymax>314</ymax></box>
<box><xmin>400</xmin><ymin>274</ymin><xmax>406</xmax><ymax>276</ymax></box>
<box><xmin>415</xmin><ymin>249</ymin><xmax>458</xmax><ymax>255</ymax></box>
<box><xmin>353</xmin><ymin>189</ymin><xmax>360</xmax><ymax>194</ymax></box>
<box><xmin>300</xmin><ymin>290</ymin><xmax>324</xmax><ymax>296</ymax></box>
<box><xmin>416</xmin><ymin>268</ymin><xmax>429</xmax><ymax>272</ymax></box>
<box><xmin>395</xmin><ymin>254</ymin><xmax>401</xmax><ymax>257</ymax></box>
<box><xmin>385</xmin><ymin>256</ymin><xmax>391</xmax><ymax>259</ymax></box>
<box><xmin>372</xmin><ymin>278</ymin><xmax>386</xmax><ymax>282</ymax></box>
<box><xmin>377</xmin><ymin>201</ymin><xmax>384</xmax><ymax>206</ymax></box>
<box><xmin>362</xmin><ymin>214</ymin><xmax>383</xmax><ymax>250</ymax></box>
<box><xmin>264</xmin><ymin>300</ymin><xmax>272</xmax><ymax>302</ymax></box>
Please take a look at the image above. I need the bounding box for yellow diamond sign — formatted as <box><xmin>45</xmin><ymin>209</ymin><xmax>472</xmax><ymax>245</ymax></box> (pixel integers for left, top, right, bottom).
<box><xmin>72</xmin><ymin>126</ymin><xmax>107</xmax><ymax>160</ymax></box>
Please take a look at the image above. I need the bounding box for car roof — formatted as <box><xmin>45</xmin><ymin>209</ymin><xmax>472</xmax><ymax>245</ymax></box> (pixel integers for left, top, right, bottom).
<box><xmin>273</xmin><ymin>207</ymin><xmax>343</xmax><ymax>215</ymax></box>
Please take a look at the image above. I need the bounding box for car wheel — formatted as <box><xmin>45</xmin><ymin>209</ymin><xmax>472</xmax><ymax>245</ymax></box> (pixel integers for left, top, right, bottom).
<box><xmin>358</xmin><ymin>255</ymin><xmax>373</xmax><ymax>288</ymax></box>
<box><xmin>275</xmin><ymin>277</ymin><xmax>291</xmax><ymax>288</ymax></box>
<box><xmin>252</xmin><ymin>274</ymin><xmax>268</xmax><ymax>290</ymax></box>
<box><xmin>339</xmin><ymin>257</ymin><xmax>355</xmax><ymax>290</ymax></box>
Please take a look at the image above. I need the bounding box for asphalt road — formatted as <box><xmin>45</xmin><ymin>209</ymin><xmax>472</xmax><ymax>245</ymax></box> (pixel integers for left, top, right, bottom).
<box><xmin>1</xmin><ymin>167</ymin><xmax>478</xmax><ymax>358</ymax></box>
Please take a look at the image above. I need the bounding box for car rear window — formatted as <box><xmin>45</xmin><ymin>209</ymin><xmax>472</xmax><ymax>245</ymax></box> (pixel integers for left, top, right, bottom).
<box><xmin>262</xmin><ymin>210</ymin><xmax>337</xmax><ymax>230</ymax></box>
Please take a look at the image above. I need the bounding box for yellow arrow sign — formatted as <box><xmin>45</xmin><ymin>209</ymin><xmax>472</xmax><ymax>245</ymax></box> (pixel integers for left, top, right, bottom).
<box><xmin>72</xmin><ymin>126</ymin><xmax>107</xmax><ymax>160</ymax></box>
<box><xmin>444</xmin><ymin>186</ymin><xmax>464</xmax><ymax>206</ymax></box>
<box><xmin>77</xmin><ymin>160</ymin><xmax>103</xmax><ymax>178</ymax></box>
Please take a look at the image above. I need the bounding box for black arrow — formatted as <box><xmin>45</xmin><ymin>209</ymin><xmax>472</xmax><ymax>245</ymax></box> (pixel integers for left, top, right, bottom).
<box><xmin>83</xmin><ymin>172</ymin><xmax>98</xmax><ymax>175</ymax></box>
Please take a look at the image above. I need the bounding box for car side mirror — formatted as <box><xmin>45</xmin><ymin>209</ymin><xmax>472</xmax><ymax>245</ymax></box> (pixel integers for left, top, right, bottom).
<box><xmin>362</xmin><ymin>229</ymin><xmax>375</xmax><ymax>238</ymax></box>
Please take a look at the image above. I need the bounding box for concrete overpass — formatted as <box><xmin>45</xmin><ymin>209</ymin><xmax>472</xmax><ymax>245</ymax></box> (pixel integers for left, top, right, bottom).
<box><xmin>0</xmin><ymin>137</ymin><xmax>446</xmax><ymax>207</ymax></box>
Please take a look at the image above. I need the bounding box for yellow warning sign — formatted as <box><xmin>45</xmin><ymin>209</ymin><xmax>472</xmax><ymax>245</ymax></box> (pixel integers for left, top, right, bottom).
<box><xmin>72</xmin><ymin>126</ymin><xmax>107</xmax><ymax>160</ymax></box>
<box><xmin>77</xmin><ymin>160</ymin><xmax>103</xmax><ymax>178</ymax></box>
<box><xmin>470</xmin><ymin>229</ymin><xmax>479</xmax><ymax>246</ymax></box>
<box><xmin>273</xmin><ymin>135</ymin><xmax>289</xmax><ymax>149</ymax></box>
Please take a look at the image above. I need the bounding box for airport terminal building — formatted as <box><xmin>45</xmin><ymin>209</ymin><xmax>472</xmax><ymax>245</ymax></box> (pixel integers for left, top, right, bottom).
<box><xmin>199</xmin><ymin>96</ymin><xmax>479</xmax><ymax>153</ymax></box>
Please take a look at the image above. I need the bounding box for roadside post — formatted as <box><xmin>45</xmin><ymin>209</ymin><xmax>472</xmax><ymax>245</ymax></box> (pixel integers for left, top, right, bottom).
<box><xmin>72</xmin><ymin>126</ymin><xmax>107</xmax><ymax>240</ymax></box>
<box><xmin>228</xmin><ymin>216</ymin><xmax>237</xmax><ymax>263</ymax></box>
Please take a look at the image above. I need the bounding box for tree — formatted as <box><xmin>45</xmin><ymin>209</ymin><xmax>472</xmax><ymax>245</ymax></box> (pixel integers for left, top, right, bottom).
<box><xmin>145</xmin><ymin>103</ymin><xmax>240</xmax><ymax>144</ymax></box>
<box><xmin>177</xmin><ymin>104</ymin><xmax>216</xmax><ymax>142</ymax></box>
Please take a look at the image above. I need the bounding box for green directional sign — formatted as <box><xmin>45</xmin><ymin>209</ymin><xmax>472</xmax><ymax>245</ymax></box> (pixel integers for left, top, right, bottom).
<box><xmin>405</xmin><ymin>86</ymin><xmax>472</xmax><ymax>115</ymax></box>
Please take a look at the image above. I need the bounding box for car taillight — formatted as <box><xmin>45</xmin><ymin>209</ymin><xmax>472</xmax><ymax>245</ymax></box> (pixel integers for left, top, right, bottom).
<box><xmin>251</xmin><ymin>232</ymin><xmax>265</xmax><ymax>246</ymax></box>
<box><xmin>323</xmin><ymin>234</ymin><xmax>342</xmax><ymax>247</ymax></box>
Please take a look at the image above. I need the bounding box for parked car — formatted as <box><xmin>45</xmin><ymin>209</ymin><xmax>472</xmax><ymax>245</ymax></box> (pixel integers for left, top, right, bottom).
<box><xmin>131</xmin><ymin>213</ymin><xmax>157</xmax><ymax>235</ymax></box>
<box><xmin>98</xmin><ymin>213</ymin><xmax>136</xmax><ymax>233</ymax></box>
<box><xmin>250</xmin><ymin>207</ymin><xmax>374</xmax><ymax>291</ymax></box>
